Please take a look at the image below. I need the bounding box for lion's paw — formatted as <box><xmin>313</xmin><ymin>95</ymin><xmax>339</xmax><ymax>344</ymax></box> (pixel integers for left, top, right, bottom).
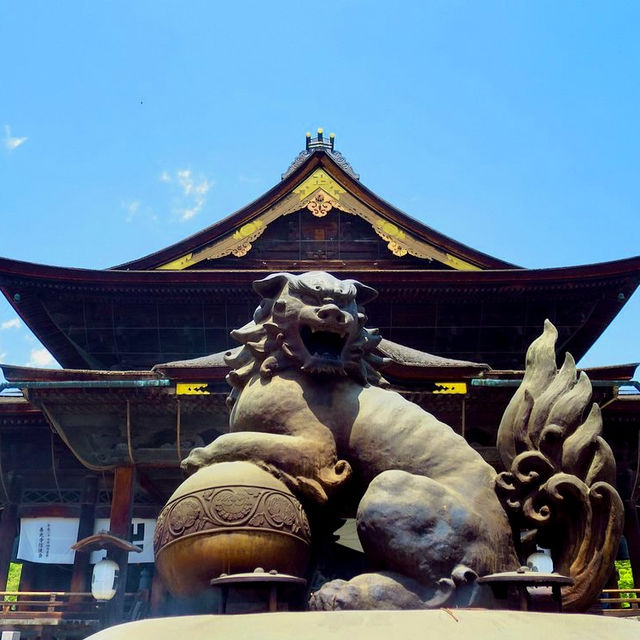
<box><xmin>309</xmin><ymin>579</ymin><xmax>361</xmax><ymax>611</ymax></box>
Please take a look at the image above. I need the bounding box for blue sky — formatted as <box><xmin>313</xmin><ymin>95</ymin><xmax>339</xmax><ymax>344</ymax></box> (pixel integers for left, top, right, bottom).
<box><xmin>1</xmin><ymin>1</ymin><xmax>639</xmax><ymax>376</ymax></box>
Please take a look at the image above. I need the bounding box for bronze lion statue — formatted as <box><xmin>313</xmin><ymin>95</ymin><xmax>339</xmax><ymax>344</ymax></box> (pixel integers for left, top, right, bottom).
<box><xmin>181</xmin><ymin>271</ymin><xmax>622</xmax><ymax>611</ymax></box>
<box><xmin>182</xmin><ymin>271</ymin><xmax>518</xmax><ymax>608</ymax></box>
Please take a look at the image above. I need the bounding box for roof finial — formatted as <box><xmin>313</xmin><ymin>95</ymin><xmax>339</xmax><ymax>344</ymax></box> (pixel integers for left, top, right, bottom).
<box><xmin>282</xmin><ymin>130</ymin><xmax>359</xmax><ymax>180</ymax></box>
<box><xmin>305</xmin><ymin>129</ymin><xmax>334</xmax><ymax>152</ymax></box>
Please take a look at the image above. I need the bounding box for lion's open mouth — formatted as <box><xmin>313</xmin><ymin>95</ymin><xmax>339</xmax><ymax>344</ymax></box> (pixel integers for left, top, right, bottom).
<box><xmin>300</xmin><ymin>325</ymin><xmax>347</xmax><ymax>361</ymax></box>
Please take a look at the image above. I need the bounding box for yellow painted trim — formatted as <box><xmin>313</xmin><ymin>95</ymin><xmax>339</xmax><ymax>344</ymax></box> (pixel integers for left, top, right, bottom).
<box><xmin>233</xmin><ymin>220</ymin><xmax>264</xmax><ymax>240</ymax></box>
<box><xmin>294</xmin><ymin>169</ymin><xmax>346</xmax><ymax>200</ymax></box>
<box><xmin>432</xmin><ymin>382</ymin><xmax>468</xmax><ymax>394</ymax></box>
<box><xmin>157</xmin><ymin>253</ymin><xmax>194</xmax><ymax>270</ymax></box>
<box><xmin>176</xmin><ymin>383</ymin><xmax>211</xmax><ymax>395</ymax></box>
<box><xmin>154</xmin><ymin>170</ymin><xmax>485</xmax><ymax>271</ymax></box>
<box><xmin>375</xmin><ymin>221</ymin><xmax>406</xmax><ymax>241</ymax></box>
<box><xmin>443</xmin><ymin>253</ymin><xmax>481</xmax><ymax>271</ymax></box>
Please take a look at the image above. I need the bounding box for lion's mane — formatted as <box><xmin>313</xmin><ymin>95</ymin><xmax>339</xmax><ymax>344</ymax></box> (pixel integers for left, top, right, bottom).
<box><xmin>224</xmin><ymin>291</ymin><xmax>387</xmax><ymax>409</ymax></box>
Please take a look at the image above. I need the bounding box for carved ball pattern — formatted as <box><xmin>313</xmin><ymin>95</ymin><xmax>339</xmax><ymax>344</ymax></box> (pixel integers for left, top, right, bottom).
<box><xmin>154</xmin><ymin>483</ymin><xmax>310</xmax><ymax>552</ymax></box>
<box><xmin>153</xmin><ymin>462</ymin><xmax>311</xmax><ymax>596</ymax></box>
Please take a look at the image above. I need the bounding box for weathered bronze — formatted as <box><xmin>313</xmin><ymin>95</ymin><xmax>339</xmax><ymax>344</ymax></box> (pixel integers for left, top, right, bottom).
<box><xmin>154</xmin><ymin>461</ymin><xmax>311</xmax><ymax>596</ymax></box>
<box><xmin>163</xmin><ymin>272</ymin><xmax>622</xmax><ymax>612</ymax></box>
<box><xmin>181</xmin><ymin>272</ymin><xmax>518</xmax><ymax>608</ymax></box>
<box><xmin>495</xmin><ymin>320</ymin><xmax>624</xmax><ymax>611</ymax></box>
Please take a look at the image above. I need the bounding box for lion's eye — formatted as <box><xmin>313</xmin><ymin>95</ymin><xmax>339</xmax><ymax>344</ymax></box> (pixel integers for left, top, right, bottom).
<box><xmin>300</xmin><ymin>294</ymin><xmax>318</xmax><ymax>306</ymax></box>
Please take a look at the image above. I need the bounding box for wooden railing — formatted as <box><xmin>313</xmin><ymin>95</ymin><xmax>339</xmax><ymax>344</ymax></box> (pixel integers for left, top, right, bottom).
<box><xmin>0</xmin><ymin>591</ymin><xmax>101</xmax><ymax>621</ymax></box>
<box><xmin>0</xmin><ymin>590</ymin><xmax>138</xmax><ymax>622</ymax></box>
<box><xmin>597</xmin><ymin>588</ymin><xmax>640</xmax><ymax>617</ymax></box>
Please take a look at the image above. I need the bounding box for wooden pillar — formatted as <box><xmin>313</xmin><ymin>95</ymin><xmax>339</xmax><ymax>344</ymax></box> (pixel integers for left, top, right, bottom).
<box><xmin>105</xmin><ymin>466</ymin><xmax>135</xmax><ymax>627</ymax></box>
<box><xmin>623</xmin><ymin>498</ymin><xmax>640</xmax><ymax>588</ymax></box>
<box><xmin>70</xmin><ymin>475</ymin><xmax>98</xmax><ymax>594</ymax></box>
<box><xmin>0</xmin><ymin>476</ymin><xmax>21</xmax><ymax>591</ymax></box>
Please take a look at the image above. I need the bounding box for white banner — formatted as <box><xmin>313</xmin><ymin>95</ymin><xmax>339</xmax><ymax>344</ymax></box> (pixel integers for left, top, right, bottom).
<box><xmin>17</xmin><ymin>517</ymin><xmax>156</xmax><ymax>564</ymax></box>
<box><xmin>90</xmin><ymin>518</ymin><xmax>156</xmax><ymax>564</ymax></box>
<box><xmin>17</xmin><ymin>518</ymin><xmax>79</xmax><ymax>564</ymax></box>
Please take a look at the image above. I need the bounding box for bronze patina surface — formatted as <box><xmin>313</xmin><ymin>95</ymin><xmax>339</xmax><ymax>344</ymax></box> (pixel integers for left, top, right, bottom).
<box><xmin>163</xmin><ymin>271</ymin><xmax>622</xmax><ymax>612</ymax></box>
<box><xmin>181</xmin><ymin>272</ymin><xmax>518</xmax><ymax>609</ymax></box>
<box><xmin>154</xmin><ymin>461</ymin><xmax>310</xmax><ymax>596</ymax></box>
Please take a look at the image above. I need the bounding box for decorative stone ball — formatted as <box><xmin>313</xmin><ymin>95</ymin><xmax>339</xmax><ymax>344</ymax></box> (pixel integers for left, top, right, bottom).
<box><xmin>153</xmin><ymin>461</ymin><xmax>311</xmax><ymax>596</ymax></box>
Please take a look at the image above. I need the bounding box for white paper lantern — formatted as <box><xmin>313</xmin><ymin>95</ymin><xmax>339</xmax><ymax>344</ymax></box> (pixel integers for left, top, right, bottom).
<box><xmin>91</xmin><ymin>558</ymin><xmax>119</xmax><ymax>601</ymax></box>
<box><xmin>526</xmin><ymin>547</ymin><xmax>554</xmax><ymax>573</ymax></box>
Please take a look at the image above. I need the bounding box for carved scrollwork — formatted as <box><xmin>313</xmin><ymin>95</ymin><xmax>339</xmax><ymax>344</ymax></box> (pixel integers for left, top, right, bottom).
<box><xmin>373</xmin><ymin>223</ymin><xmax>410</xmax><ymax>257</ymax></box>
<box><xmin>231</xmin><ymin>242</ymin><xmax>253</xmax><ymax>257</ymax></box>
<box><xmin>495</xmin><ymin>320</ymin><xmax>624</xmax><ymax>612</ymax></box>
<box><xmin>153</xmin><ymin>483</ymin><xmax>311</xmax><ymax>555</ymax></box>
<box><xmin>306</xmin><ymin>192</ymin><xmax>336</xmax><ymax>217</ymax></box>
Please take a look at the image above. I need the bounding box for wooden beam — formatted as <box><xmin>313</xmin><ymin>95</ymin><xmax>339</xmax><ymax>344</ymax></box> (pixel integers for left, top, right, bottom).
<box><xmin>69</xmin><ymin>475</ymin><xmax>98</xmax><ymax>594</ymax></box>
<box><xmin>0</xmin><ymin>476</ymin><xmax>21</xmax><ymax>590</ymax></box>
<box><xmin>105</xmin><ymin>466</ymin><xmax>135</xmax><ymax>627</ymax></box>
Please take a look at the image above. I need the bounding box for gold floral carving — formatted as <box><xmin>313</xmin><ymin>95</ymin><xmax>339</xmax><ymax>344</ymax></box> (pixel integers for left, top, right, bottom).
<box><xmin>306</xmin><ymin>191</ymin><xmax>338</xmax><ymax>217</ymax></box>
<box><xmin>155</xmin><ymin>171</ymin><xmax>482</xmax><ymax>270</ymax></box>
<box><xmin>232</xmin><ymin>243</ymin><xmax>253</xmax><ymax>257</ymax></box>
<box><xmin>374</xmin><ymin>221</ymin><xmax>410</xmax><ymax>257</ymax></box>
<box><xmin>386</xmin><ymin>241</ymin><xmax>409</xmax><ymax>257</ymax></box>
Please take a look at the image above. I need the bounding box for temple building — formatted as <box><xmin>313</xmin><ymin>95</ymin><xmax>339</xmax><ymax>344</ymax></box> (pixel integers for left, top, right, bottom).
<box><xmin>0</xmin><ymin>131</ymin><xmax>639</xmax><ymax>636</ymax></box>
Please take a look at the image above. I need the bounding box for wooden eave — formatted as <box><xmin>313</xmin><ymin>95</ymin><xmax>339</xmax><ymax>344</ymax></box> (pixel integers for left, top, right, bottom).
<box><xmin>0</xmin><ymin>364</ymin><xmax>161</xmax><ymax>383</ymax></box>
<box><xmin>482</xmin><ymin>363</ymin><xmax>639</xmax><ymax>381</ymax></box>
<box><xmin>0</xmin><ymin>254</ymin><xmax>638</xmax><ymax>371</ymax></box>
<box><xmin>0</xmin><ymin>395</ymin><xmax>41</xmax><ymax>415</ymax></box>
<box><xmin>1</xmin><ymin>254</ymin><xmax>639</xmax><ymax>288</ymax></box>
<box><xmin>113</xmin><ymin>151</ymin><xmax>517</xmax><ymax>271</ymax></box>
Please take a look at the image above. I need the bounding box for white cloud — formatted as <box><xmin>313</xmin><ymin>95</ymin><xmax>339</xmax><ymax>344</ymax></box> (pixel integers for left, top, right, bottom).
<box><xmin>124</xmin><ymin>200</ymin><xmax>140</xmax><ymax>223</ymax></box>
<box><xmin>122</xmin><ymin>199</ymin><xmax>158</xmax><ymax>224</ymax></box>
<box><xmin>0</xmin><ymin>318</ymin><xmax>21</xmax><ymax>330</ymax></box>
<box><xmin>180</xmin><ymin>206</ymin><xmax>198</xmax><ymax>221</ymax></box>
<box><xmin>161</xmin><ymin>168</ymin><xmax>213</xmax><ymax>222</ymax></box>
<box><xmin>4</xmin><ymin>125</ymin><xmax>27</xmax><ymax>152</ymax></box>
<box><xmin>26</xmin><ymin>348</ymin><xmax>55</xmax><ymax>368</ymax></box>
<box><xmin>176</xmin><ymin>169</ymin><xmax>211</xmax><ymax>198</ymax></box>
<box><xmin>0</xmin><ymin>353</ymin><xmax>6</xmax><ymax>361</ymax></box>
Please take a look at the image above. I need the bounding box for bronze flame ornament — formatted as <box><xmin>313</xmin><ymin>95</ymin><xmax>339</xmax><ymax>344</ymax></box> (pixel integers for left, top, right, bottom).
<box><xmin>154</xmin><ymin>461</ymin><xmax>311</xmax><ymax>596</ymax></box>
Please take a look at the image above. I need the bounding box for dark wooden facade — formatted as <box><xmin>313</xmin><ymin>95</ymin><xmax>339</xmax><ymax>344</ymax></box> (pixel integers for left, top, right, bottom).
<box><xmin>0</xmin><ymin>134</ymin><xmax>639</xmax><ymax>634</ymax></box>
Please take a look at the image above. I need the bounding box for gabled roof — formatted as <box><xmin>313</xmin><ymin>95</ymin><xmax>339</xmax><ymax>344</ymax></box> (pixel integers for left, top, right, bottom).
<box><xmin>0</xmin><ymin>133</ymin><xmax>638</xmax><ymax>372</ymax></box>
<box><xmin>114</xmin><ymin>135</ymin><xmax>517</xmax><ymax>272</ymax></box>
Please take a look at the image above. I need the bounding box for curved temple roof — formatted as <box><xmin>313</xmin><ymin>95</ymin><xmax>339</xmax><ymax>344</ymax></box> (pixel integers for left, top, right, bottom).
<box><xmin>113</xmin><ymin>137</ymin><xmax>517</xmax><ymax>272</ymax></box>
<box><xmin>0</xmin><ymin>133</ymin><xmax>638</xmax><ymax>371</ymax></box>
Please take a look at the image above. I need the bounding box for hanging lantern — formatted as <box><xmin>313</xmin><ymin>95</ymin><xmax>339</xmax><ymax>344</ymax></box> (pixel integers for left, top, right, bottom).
<box><xmin>526</xmin><ymin>547</ymin><xmax>554</xmax><ymax>573</ymax></box>
<box><xmin>91</xmin><ymin>558</ymin><xmax>119</xmax><ymax>601</ymax></box>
